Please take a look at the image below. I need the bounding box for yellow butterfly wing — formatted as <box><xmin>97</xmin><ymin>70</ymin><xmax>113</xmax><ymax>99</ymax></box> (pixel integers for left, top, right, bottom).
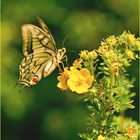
<box><xmin>19</xmin><ymin>19</ymin><xmax>57</xmax><ymax>86</ymax></box>
<box><xmin>21</xmin><ymin>20</ymin><xmax>56</xmax><ymax>56</ymax></box>
<box><xmin>37</xmin><ymin>17</ymin><xmax>56</xmax><ymax>46</ymax></box>
<box><xmin>18</xmin><ymin>18</ymin><xmax>66</xmax><ymax>86</ymax></box>
<box><xmin>19</xmin><ymin>52</ymin><xmax>56</xmax><ymax>86</ymax></box>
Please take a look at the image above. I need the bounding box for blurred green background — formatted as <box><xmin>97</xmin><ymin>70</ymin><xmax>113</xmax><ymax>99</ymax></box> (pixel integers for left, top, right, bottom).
<box><xmin>1</xmin><ymin>0</ymin><xmax>139</xmax><ymax>140</ymax></box>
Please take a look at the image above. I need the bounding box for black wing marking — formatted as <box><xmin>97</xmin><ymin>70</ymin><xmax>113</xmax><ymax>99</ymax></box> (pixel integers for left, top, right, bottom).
<box><xmin>19</xmin><ymin>52</ymin><xmax>53</xmax><ymax>85</ymax></box>
<box><xmin>37</xmin><ymin>17</ymin><xmax>56</xmax><ymax>46</ymax></box>
<box><xmin>21</xmin><ymin>23</ymin><xmax>57</xmax><ymax>56</ymax></box>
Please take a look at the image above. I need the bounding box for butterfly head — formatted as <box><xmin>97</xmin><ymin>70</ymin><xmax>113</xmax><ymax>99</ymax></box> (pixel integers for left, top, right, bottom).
<box><xmin>58</xmin><ymin>47</ymin><xmax>66</xmax><ymax>53</ymax></box>
<box><xmin>57</xmin><ymin>47</ymin><xmax>66</xmax><ymax>60</ymax></box>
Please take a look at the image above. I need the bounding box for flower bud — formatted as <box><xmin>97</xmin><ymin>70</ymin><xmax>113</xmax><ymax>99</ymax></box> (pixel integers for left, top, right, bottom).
<box><xmin>127</xmin><ymin>33</ymin><xmax>135</xmax><ymax>43</ymax></box>
<box><xmin>98</xmin><ymin>135</ymin><xmax>105</xmax><ymax>140</ymax></box>
<box><xmin>88</xmin><ymin>50</ymin><xmax>98</xmax><ymax>59</ymax></box>
<box><xmin>106</xmin><ymin>35</ymin><xmax>117</xmax><ymax>46</ymax></box>
<box><xmin>80</xmin><ymin>50</ymin><xmax>88</xmax><ymax>58</ymax></box>
<box><xmin>98</xmin><ymin>45</ymin><xmax>108</xmax><ymax>55</ymax></box>
<box><xmin>110</xmin><ymin>61</ymin><xmax>119</xmax><ymax>76</ymax></box>
<box><xmin>125</xmin><ymin>50</ymin><xmax>134</xmax><ymax>59</ymax></box>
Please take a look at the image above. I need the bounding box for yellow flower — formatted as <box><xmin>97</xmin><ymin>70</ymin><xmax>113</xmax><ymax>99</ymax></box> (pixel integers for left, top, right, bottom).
<box><xmin>98</xmin><ymin>135</ymin><xmax>105</xmax><ymax>140</ymax></box>
<box><xmin>57</xmin><ymin>68</ymin><xmax>69</xmax><ymax>90</ymax></box>
<box><xmin>103</xmin><ymin>51</ymin><xmax>111</xmax><ymax>58</ymax></box>
<box><xmin>110</xmin><ymin>61</ymin><xmax>119</xmax><ymax>76</ymax></box>
<box><xmin>73</xmin><ymin>59</ymin><xmax>83</xmax><ymax>68</ymax></box>
<box><xmin>57</xmin><ymin>67</ymin><xmax>94</xmax><ymax>94</ymax></box>
<box><xmin>87</xmin><ymin>50</ymin><xmax>98</xmax><ymax>59</ymax></box>
<box><xmin>80</xmin><ymin>50</ymin><xmax>88</xmax><ymax>58</ymax></box>
<box><xmin>80</xmin><ymin>50</ymin><xmax>98</xmax><ymax>59</ymax></box>
<box><xmin>125</xmin><ymin>50</ymin><xmax>134</xmax><ymax>59</ymax></box>
<box><xmin>127</xmin><ymin>33</ymin><xmax>135</xmax><ymax>43</ymax></box>
<box><xmin>127</xmin><ymin>126</ymin><xmax>136</xmax><ymax>138</ymax></box>
<box><xmin>135</xmin><ymin>40</ymin><xmax>140</xmax><ymax>50</ymax></box>
<box><xmin>106</xmin><ymin>35</ymin><xmax>117</xmax><ymax>46</ymax></box>
<box><xmin>101</xmin><ymin>120</ymin><xmax>106</xmax><ymax>126</ymax></box>
<box><xmin>98</xmin><ymin>45</ymin><xmax>108</xmax><ymax>55</ymax></box>
<box><xmin>67</xmin><ymin>67</ymin><xmax>94</xmax><ymax>94</ymax></box>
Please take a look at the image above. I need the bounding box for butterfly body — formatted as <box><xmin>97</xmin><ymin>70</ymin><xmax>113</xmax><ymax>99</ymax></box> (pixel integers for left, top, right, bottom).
<box><xmin>18</xmin><ymin>18</ymin><xmax>66</xmax><ymax>86</ymax></box>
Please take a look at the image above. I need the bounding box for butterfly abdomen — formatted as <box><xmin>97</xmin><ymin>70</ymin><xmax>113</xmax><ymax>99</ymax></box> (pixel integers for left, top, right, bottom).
<box><xmin>43</xmin><ymin>57</ymin><xmax>57</xmax><ymax>77</ymax></box>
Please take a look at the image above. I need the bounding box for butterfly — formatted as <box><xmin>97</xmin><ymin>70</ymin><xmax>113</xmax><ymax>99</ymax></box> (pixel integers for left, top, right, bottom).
<box><xmin>18</xmin><ymin>17</ymin><xmax>67</xmax><ymax>87</ymax></box>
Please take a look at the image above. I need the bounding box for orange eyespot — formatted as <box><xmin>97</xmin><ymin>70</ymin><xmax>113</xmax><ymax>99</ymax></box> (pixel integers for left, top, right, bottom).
<box><xmin>32</xmin><ymin>77</ymin><xmax>39</xmax><ymax>83</ymax></box>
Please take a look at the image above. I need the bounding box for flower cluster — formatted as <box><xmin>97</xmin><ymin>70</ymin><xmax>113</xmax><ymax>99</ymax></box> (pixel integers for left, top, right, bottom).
<box><xmin>80</xmin><ymin>50</ymin><xmax>98</xmax><ymax>59</ymax></box>
<box><xmin>57</xmin><ymin>31</ymin><xmax>140</xmax><ymax>95</ymax></box>
<box><xmin>57</xmin><ymin>67</ymin><xmax>94</xmax><ymax>94</ymax></box>
<box><xmin>113</xmin><ymin>116</ymin><xmax>139</xmax><ymax>139</ymax></box>
<box><xmin>56</xmin><ymin>31</ymin><xmax>140</xmax><ymax>139</ymax></box>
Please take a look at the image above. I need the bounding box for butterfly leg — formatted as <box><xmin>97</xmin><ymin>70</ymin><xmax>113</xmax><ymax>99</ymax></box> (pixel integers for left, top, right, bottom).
<box><xmin>62</xmin><ymin>55</ymin><xmax>69</xmax><ymax>67</ymax></box>
<box><xmin>58</xmin><ymin>63</ymin><xmax>63</xmax><ymax>72</ymax></box>
<box><xmin>58</xmin><ymin>61</ymin><xmax>65</xmax><ymax>72</ymax></box>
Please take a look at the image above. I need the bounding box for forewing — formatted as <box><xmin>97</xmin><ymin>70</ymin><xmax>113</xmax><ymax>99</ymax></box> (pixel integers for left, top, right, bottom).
<box><xmin>37</xmin><ymin>17</ymin><xmax>56</xmax><ymax>46</ymax></box>
<box><xmin>21</xmin><ymin>24</ymin><xmax>57</xmax><ymax>56</ymax></box>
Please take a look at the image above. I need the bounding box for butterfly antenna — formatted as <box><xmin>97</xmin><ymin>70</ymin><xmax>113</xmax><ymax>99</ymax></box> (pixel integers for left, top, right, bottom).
<box><xmin>12</xmin><ymin>81</ymin><xmax>20</xmax><ymax>89</ymax></box>
<box><xmin>18</xmin><ymin>85</ymin><xmax>26</xmax><ymax>93</ymax></box>
<box><xmin>62</xmin><ymin>37</ymin><xmax>69</xmax><ymax>48</ymax></box>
